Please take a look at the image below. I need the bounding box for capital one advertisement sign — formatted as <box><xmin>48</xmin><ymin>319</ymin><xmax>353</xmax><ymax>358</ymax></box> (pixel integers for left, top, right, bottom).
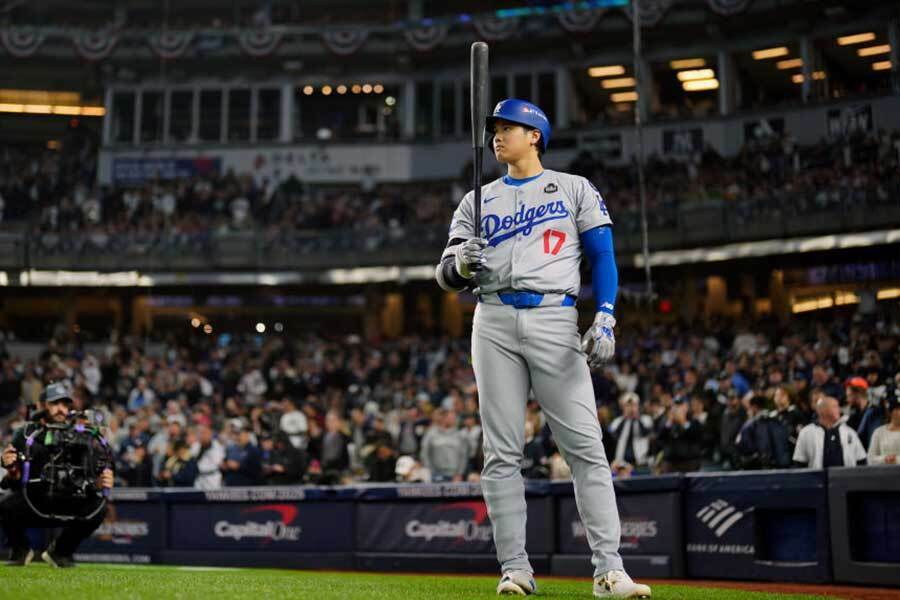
<box><xmin>357</xmin><ymin>498</ymin><xmax>552</xmax><ymax>554</ymax></box>
<box><xmin>169</xmin><ymin>502</ymin><xmax>353</xmax><ymax>552</ymax></box>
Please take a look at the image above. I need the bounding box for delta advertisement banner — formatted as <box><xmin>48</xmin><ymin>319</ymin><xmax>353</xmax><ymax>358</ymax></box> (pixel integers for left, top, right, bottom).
<box><xmin>356</xmin><ymin>497</ymin><xmax>553</xmax><ymax>554</ymax></box>
<box><xmin>112</xmin><ymin>157</ymin><xmax>222</xmax><ymax>184</ymax></box>
<box><xmin>168</xmin><ymin>501</ymin><xmax>354</xmax><ymax>552</ymax></box>
<box><xmin>685</xmin><ymin>471</ymin><xmax>831</xmax><ymax>583</ymax></box>
<box><xmin>557</xmin><ymin>493</ymin><xmax>678</xmax><ymax>556</ymax></box>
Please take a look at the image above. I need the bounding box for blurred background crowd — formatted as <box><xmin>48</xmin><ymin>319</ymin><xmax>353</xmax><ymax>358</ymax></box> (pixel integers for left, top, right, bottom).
<box><xmin>2</xmin><ymin>304</ymin><xmax>898</xmax><ymax>489</ymax></box>
<box><xmin>1</xmin><ymin>127</ymin><xmax>898</xmax><ymax>256</ymax></box>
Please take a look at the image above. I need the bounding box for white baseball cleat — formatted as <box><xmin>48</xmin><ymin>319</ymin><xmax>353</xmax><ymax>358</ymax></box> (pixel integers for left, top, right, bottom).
<box><xmin>593</xmin><ymin>570</ymin><xmax>652</xmax><ymax>598</ymax></box>
<box><xmin>496</xmin><ymin>570</ymin><xmax>537</xmax><ymax>596</ymax></box>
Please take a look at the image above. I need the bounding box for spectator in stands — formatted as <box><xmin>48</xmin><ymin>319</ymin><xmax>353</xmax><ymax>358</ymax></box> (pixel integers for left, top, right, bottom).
<box><xmin>192</xmin><ymin>423</ymin><xmax>224</xmax><ymax>490</ymax></box>
<box><xmin>689</xmin><ymin>392</ymin><xmax>718</xmax><ymax>464</ymax></box>
<box><xmin>119</xmin><ymin>442</ymin><xmax>153</xmax><ymax>487</ymax></box>
<box><xmin>735</xmin><ymin>395</ymin><xmax>792</xmax><ymax>470</ymax></box>
<box><xmin>655</xmin><ymin>399</ymin><xmax>703</xmax><ymax>473</ymax></box>
<box><xmin>793</xmin><ymin>397</ymin><xmax>867</xmax><ymax>469</ymax></box>
<box><xmin>261</xmin><ymin>432</ymin><xmax>307</xmax><ymax>485</ymax></box>
<box><xmin>221</xmin><ymin>424</ymin><xmax>263</xmax><ymax>486</ymax></box>
<box><xmin>394</xmin><ymin>455</ymin><xmax>431</xmax><ymax>483</ymax></box>
<box><xmin>521</xmin><ymin>420</ymin><xmax>547</xmax><ymax>479</ymax></box>
<box><xmin>844</xmin><ymin>377</ymin><xmax>869</xmax><ymax>431</ymax></box>
<box><xmin>772</xmin><ymin>384</ymin><xmax>806</xmax><ymax>450</ymax></box>
<box><xmin>608</xmin><ymin>392</ymin><xmax>653</xmax><ymax>471</ymax></box>
<box><xmin>319</xmin><ymin>411</ymin><xmax>350</xmax><ymax>483</ymax></box>
<box><xmin>857</xmin><ymin>382</ymin><xmax>890</xmax><ymax>450</ymax></box>
<box><xmin>147</xmin><ymin>418</ymin><xmax>183</xmax><ymax>479</ymax></box>
<box><xmin>127</xmin><ymin>377</ymin><xmax>155</xmax><ymax>412</ymax></box>
<box><xmin>157</xmin><ymin>438</ymin><xmax>198</xmax><ymax>487</ymax></box>
<box><xmin>718</xmin><ymin>390</ymin><xmax>746</xmax><ymax>468</ymax></box>
<box><xmin>867</xmin><ymin>395</ymin><xmax>900</xmax><ymax>466</ymax></box>
<box><xmin>280</xmin><ymin>397</ymin><xmax>308</xmax><ymax>449</ymax></box>
<box><xmin>420</xmin><ymin>409</ymin><xmax>468</xmax><ymax>482</ymax></box>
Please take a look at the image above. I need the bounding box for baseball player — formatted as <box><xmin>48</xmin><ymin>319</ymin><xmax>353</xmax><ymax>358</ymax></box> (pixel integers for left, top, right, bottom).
<box><xmin>435</xmin><ymin>99</ymin><xmax>651</xmax><ymax>599</ymax></box>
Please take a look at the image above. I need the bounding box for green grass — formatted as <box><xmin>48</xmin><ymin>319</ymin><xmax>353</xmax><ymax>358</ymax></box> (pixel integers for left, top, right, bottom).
<box><xmin>0</xmin><ymin>563</ymin><xmax>839</xmax><ymax>600</ymax></box>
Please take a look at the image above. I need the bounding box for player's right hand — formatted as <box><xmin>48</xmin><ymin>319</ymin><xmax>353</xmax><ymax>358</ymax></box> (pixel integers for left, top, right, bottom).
<box><xmin>454</xmin><ymin>237</ymin><xmax>488</xmax><ymax>278</ymax></box>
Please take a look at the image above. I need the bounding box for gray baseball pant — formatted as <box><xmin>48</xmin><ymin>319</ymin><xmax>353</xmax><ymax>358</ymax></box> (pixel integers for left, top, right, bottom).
<box><xmin>473</xmin><ymin>301</ymin><xmax>624</xmax><ymax>577</ymax></box>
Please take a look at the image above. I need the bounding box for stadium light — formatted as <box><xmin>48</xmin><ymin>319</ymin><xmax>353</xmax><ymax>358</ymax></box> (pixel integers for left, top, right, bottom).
<box><xmin>610</xmin><ymin>91</ymin><xmax>638</xmax><ymax>102</ymax></box>
<box><xmin>351</xmin><ymin>84</ymin><xmax>362</xmax><ymax>94</ymax></box>
<box><xmin>0</xmin><ymin>89</ymin><xmax>80</xmax><ymax>104</ymax></box>
<box><xmin>385</xmin><ymin>96</ymin><xmax>396</xmax><ymax>106</ymax></box>
<box><xmin>670</xmin><ymin>58</ymin><xmax>706</xmax><ymax>69</ymax></box>
<box><xmin>776</xmin><ymin>58</ymin><xmax>803</xmax><ymax>70</ymax></box>
<box><xmin>0</xmin><ymin>103</ymin><xmax>105</xmax><ymax>116</ymax></box>
<box><xmin>373</xmin><ymin>84</ymin><xmax>384</xmax><ymax>93</ymax></box>
<box><xmin>322</xmin><ymin>85</ymin><xmax>333</xmax><ymax>95</ymax></box>
<box><xmin>792</xmin><ymin>71</ymin><xmax>826</xmax><ymax>83</ymax></box>
<box><xmin>792</xmin><ymin>296</ymin><xmax>834</xmax><ymax>314</ymax></box>
<box><xmin>191</xmin><ymin>318</ymin><xmax>201</xmax><ymax>328</ymax></box>
<box><xmin>337</xmin><ymin>85</ymin><xmax>348</xmax><ymax>94</ymax></box>
<box><xmin>255</xmin><ymin>322</ymin><xmax>266</xmax><ymax>333</ymax></box>
<box><xmin>682</xmin><ymin>79</ymin><xmax>719</xmax><ymax>91</ymax></box>
<box><xmin>302</xmin><ymin>85</ymin><xmax>314</xmax><ymax>95</ymax></box>
<box><xmin>837</xmin><ymin>32</ymin><xmax>875</xmax><ymax>46</ymax></box>
<box><xmin>752</xmin><ymin>46</ymin><xmax>789</xmax><ymax>60</ymax></box>
<box><xmin>872</xmin><ymin>61</ymin><xmax>892</xmax><ymax>71</ymax></box>
<box><xmin>877</xmin><ymin>288</ymin><xmax>900</xmax><ymax>300</ymax></box>
<box><xmin>588</xmin><ymin>65</ymin><xmax>625</xmax><ymax>77</ymax></box>
<box><xmin>362</xmin><ymin>84</ymin><xmax>373</xmax><ymax>94</ymax></box>
<box><xmin>676</xmin><ymin>69</ymin><xmax>715</xmax><ymax>82</ymax></box>
<box><xmin>274</xmin><ymin>322</ymin><xmax>284</xmax><ymax>332</ymax></box>
<box><xmin>601</xmin><ymin>77</ymin><xmax>636</xmax><ymax>89</ymax></box>
<box><xmin>203</xmin><ymin>324</ymin><xmax>213</xmax><ymax>334</ymax></box>
<box><xmin>857</xmin><ymin>44</ymin><xmax>890</xmax><ymax>57</ymax></box>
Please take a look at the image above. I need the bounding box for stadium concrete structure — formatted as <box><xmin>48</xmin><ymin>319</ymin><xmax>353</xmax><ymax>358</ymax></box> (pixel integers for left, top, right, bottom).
<box><xmin>0</xmin><ymin>0</ymin><xmax>899</xmax><ymax>593</ymax></box>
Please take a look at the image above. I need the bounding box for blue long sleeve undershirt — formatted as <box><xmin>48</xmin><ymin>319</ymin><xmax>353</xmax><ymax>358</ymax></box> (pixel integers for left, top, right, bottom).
<box><xmin>580</xmin><ymin>225</ymin><xmax>618</xmax><ymax>316</ymax></box>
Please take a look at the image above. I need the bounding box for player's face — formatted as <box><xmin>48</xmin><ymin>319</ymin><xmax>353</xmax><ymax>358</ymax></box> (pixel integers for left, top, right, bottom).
<box><xmin>492</xmin><ymin>120</ymin><xmax>540</xmax><ymax>163</ymax></box>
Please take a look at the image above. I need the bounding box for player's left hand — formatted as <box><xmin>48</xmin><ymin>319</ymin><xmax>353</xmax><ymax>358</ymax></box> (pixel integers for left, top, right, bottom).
<box><xmin>581</xmin><ymin>312</ymin><xmax>616</xmax><ymax>369</ymax></box>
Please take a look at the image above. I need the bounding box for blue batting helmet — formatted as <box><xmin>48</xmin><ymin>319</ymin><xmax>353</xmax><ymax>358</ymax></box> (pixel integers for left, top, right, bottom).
<box><xmin>485</xmin><ymin>98</ymin><xmax>552</xmax><ymax>152</ymax></box>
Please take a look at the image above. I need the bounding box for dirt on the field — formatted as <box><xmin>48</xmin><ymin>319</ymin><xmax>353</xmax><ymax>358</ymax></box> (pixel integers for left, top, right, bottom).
<box><xmin>647</xmin><ymin>578</ymin><xmax>900</xmax><ymax>600</ymax></box>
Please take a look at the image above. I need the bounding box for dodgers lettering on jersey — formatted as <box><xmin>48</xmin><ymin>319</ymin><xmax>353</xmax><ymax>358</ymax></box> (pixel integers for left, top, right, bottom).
<box><xmin>444</xmin><ymin>169</ymin><xmax>612</xmax><ymax>296</ymax></box>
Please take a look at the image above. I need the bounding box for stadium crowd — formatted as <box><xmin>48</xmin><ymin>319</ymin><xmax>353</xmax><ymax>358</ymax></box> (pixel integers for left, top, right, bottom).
<box><xmin>1</xmin><ymin>128</ymin><xmax>898</xmax><ymax>256</ymax></box>
<box><xmin>1</xmin><ymin>307</ymin><xmax>898</xmax><ymax>489</ymax></box>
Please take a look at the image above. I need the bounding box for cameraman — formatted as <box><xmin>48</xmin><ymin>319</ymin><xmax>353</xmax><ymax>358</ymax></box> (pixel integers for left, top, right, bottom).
<box><xmin>0</xmin><ymin>383</ymin><xmax>113</xmax><ymax>567</ymax></box>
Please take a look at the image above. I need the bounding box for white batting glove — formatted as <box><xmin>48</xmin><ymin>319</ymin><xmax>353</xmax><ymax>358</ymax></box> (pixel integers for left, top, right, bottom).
<box><xmin>454</xmin><ymin>237</ymin><xmax>488</xmax><ymax>279</ymax></box>
<box><xmin>581</xmin><ymin>312</ymin><xmax>616</xmax><ymax>369</ymax></box>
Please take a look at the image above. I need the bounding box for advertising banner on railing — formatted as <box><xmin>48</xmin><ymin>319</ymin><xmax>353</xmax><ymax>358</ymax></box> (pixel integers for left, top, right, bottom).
<box><xmin>77</xmin><ymin>500</ymin><xmax>165</xmax><ymax>562</ymax></box>
<box><xmin>112</xmin><ymin>157</ymin><xmax>222</xmax><ymax>184</ymax></box>
<box><xmin>169</xmin><ymin>501</ymin><xmax>354</xmax><ymax>552</ymax></box>
<box><xmin>685</xmin><ymin>470</ymin><xmax>831</xmax><ymax>583</ymax></box>
<box><xmin>557</xmin><ymin>492</ymin><xmax>678</xmax><ymax>556</ymax></box>
<box><xmin>356</xmin><ymin>497</ymin><xmax>553</xmax><ymax>554</ymax></box>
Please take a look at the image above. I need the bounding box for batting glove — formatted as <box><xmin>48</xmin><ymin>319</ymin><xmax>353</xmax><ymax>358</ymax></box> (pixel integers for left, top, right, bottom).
<box><xmin>581</xmin><ymin>312</ymin><xmax>616</xmax><ymax>369</ymax></box>
<box><xmin>454</xmin><ymin>237</ymin><xmax>488</xmax><ymax>278</ymax></box>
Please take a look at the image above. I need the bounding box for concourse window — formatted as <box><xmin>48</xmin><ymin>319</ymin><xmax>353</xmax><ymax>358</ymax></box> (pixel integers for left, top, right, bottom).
<box><xmin>168</xmin><ymin>90</ymin><xmax>193</xmax><ymax>143</ymax></box>
<box><xmin>140</xmin><ymin>90</ymin><xmax>164</xmax><ymax>143</ymax></box>
<box><xmin>198</xmin><ymin>90</ymin><xmax>222</xmax><ymax>142</ymax></box>
<box><xmin>112</xmin><ymin>91</ymin><xmax>135</xmax><ymax>144</ymax></box>
<box><xmin>256</xmin><ymin>88</ymin><xmax>281</xmax><ymax>141</ymax></box>
<box><xmin>228</xmin><ymin>89</ymin><xmax>251</xmax><ymax>142</ymax></box>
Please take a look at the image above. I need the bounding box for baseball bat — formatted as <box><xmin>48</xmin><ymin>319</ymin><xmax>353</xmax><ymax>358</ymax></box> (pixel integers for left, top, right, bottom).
<box><xmin>470</xmin><ymin>41</ymin><xmax>489</xmax><ymax>240</ymax></box>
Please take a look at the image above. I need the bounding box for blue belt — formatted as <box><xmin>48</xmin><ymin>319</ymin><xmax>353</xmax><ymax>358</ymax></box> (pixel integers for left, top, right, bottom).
<box><xmin>479</xmin><ymin>291</ymin><xmax>577</xmax><ymax>309</ymax></box>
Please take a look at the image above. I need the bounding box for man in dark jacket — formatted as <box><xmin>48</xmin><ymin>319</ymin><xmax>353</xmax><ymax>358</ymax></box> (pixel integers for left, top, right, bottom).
<box><xmin>221</xmin><ymin>427</ymin><xmax>262</xmax><ymax>486</ymax></box>
<box><xmin>261</xmin><ymin>432</ymin><xmax>307</xmax><ymax>485</ymax></box>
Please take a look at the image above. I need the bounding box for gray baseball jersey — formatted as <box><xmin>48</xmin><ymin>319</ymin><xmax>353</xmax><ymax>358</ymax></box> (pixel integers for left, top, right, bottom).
<box><xmin>437</xmin><ymin>168</ymin><xmax>625</xmax><ymax>580</ymax></box>
<box><xmin>443</xmin><ymin>169</ymin><xmax>612</xmax><ymax>295</ymax></box>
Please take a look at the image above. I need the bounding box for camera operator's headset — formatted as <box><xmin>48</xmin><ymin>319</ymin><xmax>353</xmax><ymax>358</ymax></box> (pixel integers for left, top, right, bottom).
<box><xmin>20</xmin><ymin>383</ymin><xmax>113</xmax><ymax>521</ymax></box>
